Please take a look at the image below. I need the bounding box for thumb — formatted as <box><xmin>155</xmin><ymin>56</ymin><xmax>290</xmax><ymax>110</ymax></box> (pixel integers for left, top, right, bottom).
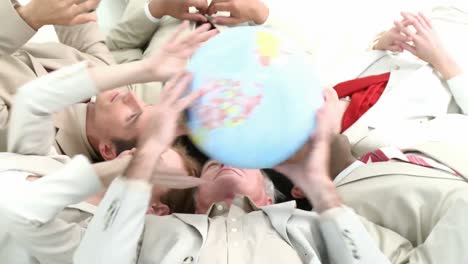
<box><xmin>272</xmin><ymin>163</ymin><xmax>296</xmax><ymax>176</ymax></box>
<box><xmin>212</xmin><ymin>17</ymin><xmax>241</xmax><ymax>26</ymax></box>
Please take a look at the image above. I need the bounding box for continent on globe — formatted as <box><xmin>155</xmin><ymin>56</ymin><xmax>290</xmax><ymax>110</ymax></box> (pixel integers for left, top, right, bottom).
<box><xmin>191</xmin><ymin>79</ymin><xmax>264</xmax><ymax>145</ymax></box>
<box><xmin>255</xmin><ymin>31</ymin><xmax>290</xmax><ymax>67</ymax></box>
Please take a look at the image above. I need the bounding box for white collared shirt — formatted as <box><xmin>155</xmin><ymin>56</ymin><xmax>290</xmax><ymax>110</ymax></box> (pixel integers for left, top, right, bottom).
<box><xmin>333</xmin><ymin>161</ymin><xmax>365</xmax><ymax>185</ymax></box>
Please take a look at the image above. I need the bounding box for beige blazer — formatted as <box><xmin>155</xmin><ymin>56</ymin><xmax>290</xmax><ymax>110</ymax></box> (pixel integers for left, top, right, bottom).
<box><xmin>337</xmin><ymin>141</ymin><xmax>468</xmax><ymax>263</ymax></box>
<box><xmin>76</xmin><ymin>177</ymin><xmax>397</xmax><ymax>264</ymax></box>
<box><xmin>0</xmin><ymin>0</ymin><xmax>115</xmax><ymax>158</ymax></box>
<box><xmin>334</xmin><ymin>7</ymin><xmax>468</xmax><ymax>157</ymax></box>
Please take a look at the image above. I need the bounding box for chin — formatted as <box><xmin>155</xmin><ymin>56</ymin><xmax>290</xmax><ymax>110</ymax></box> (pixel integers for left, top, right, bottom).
<box><xmin>213</xmin><ymin>175</ymin><xmax>244</xmax><ymax>190</ymax></box>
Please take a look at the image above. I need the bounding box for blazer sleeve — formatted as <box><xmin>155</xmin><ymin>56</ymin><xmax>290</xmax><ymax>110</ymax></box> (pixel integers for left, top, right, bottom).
<box><xmin>106</xmin><ymin>1</ymin><xmax>161</xmax><ymax>53</ymax></box>
<box><xmin>0</xmin><ymin>155</ymin><xmax>102</xmax><ymax>264</ymax></box>
<box><xmin>8</xmin><ymin>62</ymin><xmax>97</xmax><ymax>156</ymax></box>
<box><xmin>55</xmin><ymin>21</ymin><xmax>116</xmax><ymax>66</ymax></box>
<box><xmin>319</xmin><ymin>206</ymin><xmax>392</xmax><ymax>264</ymax></box>
<box><xmin>0</xmin><ymin>0</ymin><xmax>37</xmax><ymax>56</ymax></box>
<box><xmin>446</xmin><ymin>73</ymin><xmax>468</xmax><ymax>114</ymax></box>
<box><xmin>74</xmin><ymin>177</ymin><xmax>151</xmax><ymax>264</ymax></box>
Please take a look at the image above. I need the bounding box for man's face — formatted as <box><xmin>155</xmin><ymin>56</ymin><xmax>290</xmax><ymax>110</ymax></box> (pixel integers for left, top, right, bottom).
<box><xmin>92</xmin><ymin>90</ymin><xmax>150</xmax><ymax>156</ymax></box>
<box><xmin>195</xmin><ymin>160</ymin><xmax>272</xmax><ymax>213</ymax></box>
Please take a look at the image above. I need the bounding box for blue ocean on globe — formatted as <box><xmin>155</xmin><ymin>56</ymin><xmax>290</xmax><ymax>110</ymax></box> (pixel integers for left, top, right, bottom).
<box><xmin>186</xmin><ymin>26</ymin><xmax>323</xmax><ymax>169</ymax></box>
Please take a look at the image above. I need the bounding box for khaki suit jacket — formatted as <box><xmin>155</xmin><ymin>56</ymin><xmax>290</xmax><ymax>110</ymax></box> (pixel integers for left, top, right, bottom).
<box><xmin>76</xmin><ymin>176</ymin><xmax>396</xmax><ymax>264</ymax></box>
<box><xmin>337</xmin><ymin>141</ymin><xmax>468</xmax><ymax>263</ymax></box>
<box><xmin>0</xmin><ymin>0</ymin><xmax>115</xmax><ymax>158</ymax></box>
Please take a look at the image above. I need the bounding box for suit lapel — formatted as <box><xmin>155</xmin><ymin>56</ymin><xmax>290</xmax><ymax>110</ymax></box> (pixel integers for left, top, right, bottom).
<box><xmin>261</xmin><ymin>201</ymin><xmax>297</xmax><ymax>246</ymax></box>
<box><xmin>173</xmin><ymin>214</ymin><xmax>209</xmax><ymax>243</ymax></box>
<box><xmin>336</xmin><ymin>161</ymin><xmax>464</xmax><ymax>187</ymax></box>
<box><xmin>403</xmin><ymin>141</ymin><xmax>468</xmax><ymax>180</ymax></box>
<box><xmin>330</xmin><ymin>50</ymin><xmax>387</xmax><ymax>86</ymax></box>
<box><xmin>27</xmin><ymin>53</ymin><xmax>48</xmax><ymax>77</ymax></box>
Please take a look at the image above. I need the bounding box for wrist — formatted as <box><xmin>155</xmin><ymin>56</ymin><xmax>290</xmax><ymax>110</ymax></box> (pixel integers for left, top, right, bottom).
<box><xmin>302</xmin><ymin>178</ymin><xmax>342</xmax><ymax>213</ymax></box>
<box><xmin>432</xmin><ymin>54</ymin><xmax>463</xmax><ymax>80</ymax></box>
<box><xmin>372</xmin><ymin>41</ymin><xmax>383</xmax><ymax>51</ymax></box>
<box><xmin>136</xmin><ymin>60</ymin><xmax>159</xmax><ymax>83</ymax></box>
<box><xmin>126</xmin><ymin>144</ymin><xmax>164</xmax><ymax>181</ymax></box>
<box><xmin>148</xmin><ymin>0</ymin><xmax>165</xmax><ymax>19</ymax></box>
<box><xmin>16</xmin><ymin>4</ymin><xmax>42</xmax><ymax>30</ymax></box>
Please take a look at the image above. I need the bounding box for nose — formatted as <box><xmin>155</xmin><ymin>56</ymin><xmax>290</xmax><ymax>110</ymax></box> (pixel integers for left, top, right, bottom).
<box><xmin>123</xmin><ymin>92</ymin><xmax>144</xmax><ymax>110</ymax></box>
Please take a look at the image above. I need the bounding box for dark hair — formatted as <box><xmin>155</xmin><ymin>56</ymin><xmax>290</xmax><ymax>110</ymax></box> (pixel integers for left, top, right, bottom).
<box><xmin>112</xmin><ymin>138</ymin><xmax>137</xmax><ymax>156</ymax></box>
<box><xmin>160</xmin><ymin>142</ymin><xmax>203</xmax><ymax>214</ymax></box>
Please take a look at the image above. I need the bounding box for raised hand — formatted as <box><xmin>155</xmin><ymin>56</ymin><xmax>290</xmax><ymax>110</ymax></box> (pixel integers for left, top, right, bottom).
<box><xmin>16</xmin><ymin>0</ymin><xmax>100</xmax><ymax>30</ymax></box>
<box><xmin>137</xmin><ymin>72</ymin><xmax>204</xmax><ymax>150</ymax></box>
<box><xmin>394</xmin><ymin>12</ymin><xmax>462</xmax><ymax>79</ymax></box>
<box><xmin>148</xmin><ymin>0</ymin><xmax>209</xmax><ymax>22</ymax></box>
<box><xmin>373</xmin><ymin>20</ymin><xmax>411</xmax><ymax>52</ymax></box>
<box><xmin>207</xmin><ymin>0</ymin><xmax>269</xmax><ymax>25</ymax></box>
<box><xmin>273</xmin><ymin>89</ymin><xmax>342</xmax><ymax>212</ymax></box>
<box><xmin>143</xmin><ymin>22</ymin><xmax>218</xmax><ymax>82</ymax></box>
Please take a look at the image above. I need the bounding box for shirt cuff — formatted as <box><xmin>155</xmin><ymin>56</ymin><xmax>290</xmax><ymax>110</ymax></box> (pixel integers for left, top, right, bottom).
<box><xmin>447</xmin><ymin>73</ymin><xmax>468</xmax><ymax>114</ymax></box>
<box><xmin>18</xmin><ymin>62</ymin><xmax>98</xmax><ymax>114</ymax></box>
<box><xmin>144</xmin><ymin>2</ymin><xmax>161</xmax><ymax>24</ymax></box>
<box><xmin>6</xmin><ymin>155</ymin><xmax>101</xmax><ymax>224</ymax></box>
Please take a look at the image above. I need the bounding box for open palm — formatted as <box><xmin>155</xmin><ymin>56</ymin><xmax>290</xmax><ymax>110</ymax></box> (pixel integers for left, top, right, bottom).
<box><xmin>145</xmin><ymin>22</ymin><xmax>218</xmax><ymax>82</ymax></box>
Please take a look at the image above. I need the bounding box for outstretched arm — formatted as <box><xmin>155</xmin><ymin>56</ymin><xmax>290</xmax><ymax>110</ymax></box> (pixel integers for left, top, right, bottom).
<box><xmin>274</xmin><ymin>89</ymin><xmax>391</xmax><ymax>264</ymax></box>
<box><xmin>106</xmin><ymin>0</ymin><xmax>208</xmax><ymax>55</ymax></box>
<box><xmin>8</xmin><ymin>22</ymin><xmax>216</xmax><ymax>155</ymax></box>
<box><xmin>0</xmin><ymin>155</ymin><xmax>102</xmax><ymax>264</ymax></box>
<box><xmin>75</xmin><ymin>71</ymin><xmax>205</xmax><ymax>264</ymax></box>
<box><xmin>394</xmin><ymin>12</ymin><xmax>468</xmax><ymax>114</ymax></box>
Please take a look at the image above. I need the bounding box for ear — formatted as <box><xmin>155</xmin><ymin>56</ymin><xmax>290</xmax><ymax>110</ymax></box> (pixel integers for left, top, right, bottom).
<box><xmin>98</xmin><ymin>142</ymin><xmax>118</xmax><ymax>161</ymax></box>
<box><xmin>265</xmin><ymin>196</ymin><xmax>273</xmax><ymax>205</ymax></box>
<box><xmin>291</xmin><ymin>186</ymin><xmax>306</xmax><ymax>199</ymax></box>
<box><xmin>151</xmin><ymin>203</ymin><xmax>171</xmax><ymax>216</ymax></box>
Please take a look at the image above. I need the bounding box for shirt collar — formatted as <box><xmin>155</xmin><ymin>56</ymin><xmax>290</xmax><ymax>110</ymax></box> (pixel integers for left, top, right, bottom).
<box><xmin>207</xmin><ymin>195</ymin><xmax>261</xmax><ymax>218</ymax></box>
<box><xmin>333</xmin><ymin>160</ymin><xmax>365</xmax><ymax>185</ymax></box>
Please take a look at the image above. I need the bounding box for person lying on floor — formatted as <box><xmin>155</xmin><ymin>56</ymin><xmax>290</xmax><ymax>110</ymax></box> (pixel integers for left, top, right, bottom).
<box><xmin>0</xmin><ymin>24</ymin><xmax>214</xmax><ymax>264</ymax></box>
<box><xmin>331</xmin><ymin>10</ymin><xmax>468</xmax><ymax>156</ymax></box>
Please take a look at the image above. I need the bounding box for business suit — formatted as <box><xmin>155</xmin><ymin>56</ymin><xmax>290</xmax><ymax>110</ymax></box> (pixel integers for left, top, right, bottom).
<box><xmin>75</xmin><ymin>177</ymin><xmax>396</xmax><ymax>264</ymax></box>
<box><xmin>0</xmin><ymin>63</ymin><xmax>132</xmax><ymax>264</ymax></box>
<box><xmin>333</xmin><ymin>7</ymin><xmax>468</xmax><ymax>157</ymax></box>
<box><xmin>336</xmin><ymin>140</ymin><xmax>468</xmax><ymax>263</ymax></box>
<box><xmin>0</xmin><ymin>0</ymin><xmax>115</xmax><ymax>158</ymax></box>
<box><xmin>0</xmin><ymin>155</ymin><xmax>102</xmax><ymax>264</ymax></box>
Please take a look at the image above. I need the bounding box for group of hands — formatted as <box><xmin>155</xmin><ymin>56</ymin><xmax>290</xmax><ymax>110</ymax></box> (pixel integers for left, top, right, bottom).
<box><xmin>14</xmin><ymin>0</ymin><xmax>456</xmax><ymax>210</ymax></box>
<box><xmin>148</xmin><ymin>0</ymin><xmax>269</xmax><ymax>26</ymax></box>
<box><xmin>16</xmin><ymin>0</ymin><xmax>268</xmax><ymax>30</ymax></box>
<box><xmin>374</xmin><ymin>12</ymin><xmax>460</xmax><ymax>79</ymax></box>
<box><xmin>135</xmin><ymin>22</ymin><xmax>344</xmax><ymax>211</ymax></box>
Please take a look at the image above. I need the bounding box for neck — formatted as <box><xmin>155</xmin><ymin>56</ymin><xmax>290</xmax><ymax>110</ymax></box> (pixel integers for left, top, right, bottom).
<box><xmin>329</xmin><ymin>154</ymin><xmax>357</xmax><ymax>180</ymax></box>
<box><xmin>86</xmin><ymin>103</ymin><xmax>100</xmax><ymax>155</ymax></box>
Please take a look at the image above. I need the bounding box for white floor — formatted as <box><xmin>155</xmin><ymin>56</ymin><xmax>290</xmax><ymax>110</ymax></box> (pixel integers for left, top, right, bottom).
<box><xmin>17</xmin><ymin>0</ymin><xmax>468</xmax><ymax>86</ymax></box>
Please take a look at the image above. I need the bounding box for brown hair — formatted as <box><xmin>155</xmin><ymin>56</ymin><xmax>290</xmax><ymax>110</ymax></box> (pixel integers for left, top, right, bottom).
<box><xmin>112</xmin><ymin>137</ymin><xmax>137</xmax><ymax>156</ymax></box>
<box><xmin>159</xmin><ymin>142</ymin><xmax>202</xmax><ymax>214</ymax></box>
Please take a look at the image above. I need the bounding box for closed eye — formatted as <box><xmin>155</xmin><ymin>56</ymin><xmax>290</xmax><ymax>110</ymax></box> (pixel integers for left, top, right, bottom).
<box><xmin>126</xmin><ymin>112</ymin><xmax>142</xmax><ymax>127</ymax></box>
